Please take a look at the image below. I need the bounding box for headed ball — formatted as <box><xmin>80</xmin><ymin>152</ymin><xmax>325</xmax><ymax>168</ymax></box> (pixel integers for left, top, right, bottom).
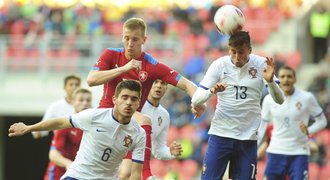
<box><xmin>214</xmin><ymin>5</ymin><xmax>245</xmax><ymax>36</ymax></box>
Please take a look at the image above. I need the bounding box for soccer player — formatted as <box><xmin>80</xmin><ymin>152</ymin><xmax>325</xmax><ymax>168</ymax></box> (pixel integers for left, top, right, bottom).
<box><xmin>44</xmin><ymin>88</ymin><xmax>92</xmax><ymax>180</ymax></box>
<box><xmin>32</xmin><ymin>75</ymin><xmax>81</xmax><ymax>139</ymax></box>
<box><xmin>86</xmin><ymin>17</ymin><xmax>204</xmax><ymax>179</ymax></box>
<box><xmin>261</xmin><ymin>66</ymin><xmax>327</xmax><ymax>179</ymax></box>
<box><xmin>191</xmin><ymin>31</ymin><xmax>284</xmax><ymax>179</ymax></box>
<box><xmin>9</xmin><ymin>80</ymin><xmax>146</xmax><ymax>180</ymax></box>
<box><xmin>119</xmin><ymin>79</ymin><xmax>183</xmax><ymax>179</ymax></box>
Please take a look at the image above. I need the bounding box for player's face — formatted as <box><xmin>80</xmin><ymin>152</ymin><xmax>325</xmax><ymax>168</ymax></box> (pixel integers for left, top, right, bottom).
<box><xmin>150</xmin><ymin>79</ymin><xmax>167</xmax><ymax>100</ymax></box>
<box><xmin>229</xmin><ymin>43</ymin><xmax>251</xmax><ymax>68</ymax></box>
<box><xmin>122</xmin><ymin>27</ymin><xmax>146</xmax><ymax>60</ymax></box>
<box><xmin>113</xmin><ymin>89</ymin><xmax>140</xmax><ymax>123</ymax></box>
<box><xmin>278</xmin><ymin>69</ymin><xmax>296</xmax><ymax>95</ymax></box>
<box><xmin>72</xmin><ymin>92</ymin><xmax>92</xmax><ymax>113</ymax></box>
<box><xmin>65</xmin><ymin>79</ymin><xmax>80</xmax><ymax>98</ymax></box>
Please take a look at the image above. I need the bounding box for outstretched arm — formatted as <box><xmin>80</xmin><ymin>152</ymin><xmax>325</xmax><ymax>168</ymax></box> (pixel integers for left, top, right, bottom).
<box><xmin>263</xmin><ymin>57</ymin><xmax>284</xmax><ymax>104</ymax></box>
<box><xmin>8</xmin><ymin>117</ymin><xmax>71</xmax><ymax>137</ymax></box>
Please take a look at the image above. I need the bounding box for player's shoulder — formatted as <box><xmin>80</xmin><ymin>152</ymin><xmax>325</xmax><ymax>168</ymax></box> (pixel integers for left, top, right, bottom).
<box><xmin>249</xmin><ymin>54</ymin><xmax>267</xmax><ymax>66</ymax></box>
<box><xmin>106</xmin><ymin>47</ymin><xmax>124</xmax><ymax>53</ymax></box>
<box><xmin>294</xmin><ymin>88</ymin><xmax>314</xmax><ymax>100</ymax></box>
<box><xmin>143</xmin><ymin>52</ymin><xmax>158</xmax><ymax>66</ymax></box>
<box><xmin>158</xmin><ymin>105</ymin><xmax>170</xmax><ymax>117</ymax></box>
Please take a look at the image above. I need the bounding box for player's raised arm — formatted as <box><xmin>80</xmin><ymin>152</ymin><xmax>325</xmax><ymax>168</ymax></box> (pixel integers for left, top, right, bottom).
<box><xmin>263</xmin><ymin>57</ymin><xmax>284</xmax><ymax>104</ymax></box>
<box><xmin>8</xmin><ymin>117</ymin><xmax>71</xmax><ymax>137</ymax></box>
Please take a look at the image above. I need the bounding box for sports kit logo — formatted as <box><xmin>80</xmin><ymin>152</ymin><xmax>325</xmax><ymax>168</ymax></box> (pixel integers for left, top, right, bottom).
<box><xmin>248</xmin><ymin>67</ymin><xmax>257</xmax><ymax>79</ymax></box>
<box><xmin>123</xmin><ymin>135</ymin><xmax>133</xmax><ymax>147</ymax></box>
<box><xmin>138</xmin><ymin>71</ymin><xmax>148</xmax><ymax>82</ymax></box>
<box><xmin>296</xmin><ymin>102</ymin><xmax>302</xmax><ymax>110</ymax></box>
<box><xmin>158</xmin><ymin>116</ymin><xmax>163</xmax><ymax>126</ymax></box>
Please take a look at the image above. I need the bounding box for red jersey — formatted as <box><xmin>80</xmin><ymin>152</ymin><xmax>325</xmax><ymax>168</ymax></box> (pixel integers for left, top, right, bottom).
<box><xmin>92</xmin><ymin>48</ymin><xmax>180</xmax><ymax>110</ymax></box>
<box><xmin>44</xmin><ymin>128</ymin><xmax>82</xmax><ymax>180</ymax></box>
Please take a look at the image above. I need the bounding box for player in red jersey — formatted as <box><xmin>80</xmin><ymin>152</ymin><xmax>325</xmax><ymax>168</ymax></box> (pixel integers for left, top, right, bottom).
<box><xmin>87</xmin><ymin>17</ymin><xmax>205</xmax><ymax>180</ymax></box>
<box><xmin>44</xmin><ymin>88</ymin><xmax>92</xmax><ymax>180</ymax></box>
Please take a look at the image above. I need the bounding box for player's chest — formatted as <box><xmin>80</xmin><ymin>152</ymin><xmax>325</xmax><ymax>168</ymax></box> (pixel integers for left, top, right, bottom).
<box><xmin>220</xmin><ymin>66</ymin><xmax>263</xmax><ymax>87</ymax></box>
<box><xmin>271</xmin><ymin>98</ymin><xmax>308</xmax><ymax>118</ymax></box>
<box><xmin>114</xmin><ymin>61</ymin><xmax>154</xmax><ymax>83</ymax></box>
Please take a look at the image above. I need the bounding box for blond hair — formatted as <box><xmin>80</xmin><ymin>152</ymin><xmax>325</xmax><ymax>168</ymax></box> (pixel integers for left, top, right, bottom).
<box><xmin>124</xmin><ymin>17</ymin><xmax>147</xmax><ymax>36</ymax></box>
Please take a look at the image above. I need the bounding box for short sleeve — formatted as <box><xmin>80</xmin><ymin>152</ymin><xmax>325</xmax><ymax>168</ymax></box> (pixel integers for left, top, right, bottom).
<box><xmin>155</xmin><ymin>62</ymin><xmax>180</xmax><ymax>86</ymax></box>
<box><xmin>307</xmin><ymin>93</ymin><xmax>323</xmax><ymax>117</ymax></box>
<box><xmin>131</xmin><ymin>130</ymin><xmax>146</xmax><ymax>163</ymax></box>
<box><xmin>199</xmin><ymin>60</ymin><xmax>222</xmax><ymax>89</ymax></box>
<box><xmin>70</xmin><ymin>108</ymin><xmax>94</xmax><ymax>131</ymax></box>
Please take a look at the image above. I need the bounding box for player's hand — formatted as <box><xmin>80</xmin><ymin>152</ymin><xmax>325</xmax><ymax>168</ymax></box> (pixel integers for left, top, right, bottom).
<box><xmin>170</xmin><ymin>141</ymin><xmax>183</xmax><ymax>157</ymax></box>
<box><xmin>191</xmin><ymin>103</ymin><xmax>206</xmax><ymax>118</ymax></box>
<box><xmin>123</xmin><ymin>59</ymin><xmax>142</xmax><ymax>72</ymax></box>
<box><xmin>299</xmin><ymin>122</ymin><xmax>309</xmax><ymax>136</ymax></box>
<box><xmin>210</xmin><ymin>82</ymin><xmax>227</xmax><ymax>94</ymax></box>
<box><xmin>262</xmin><ymin>57</ymin><xmax>275</xmax><ymax>83</ymax></box>
<box><xmin>8</xmin><ymin>122</ymin><xmax>29</xmax><ymax>137</ymax></box>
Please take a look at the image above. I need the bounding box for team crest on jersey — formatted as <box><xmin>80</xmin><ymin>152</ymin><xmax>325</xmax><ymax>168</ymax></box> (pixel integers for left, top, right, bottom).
<box><xmin>296</xmin><ymin>102</ymin><xmax>302</xmax><ymax>110</ymax></box>
<box><xmin>248</xmin><ymin>67</ymin><xmax>257</xmax><ymax>79</ymax></box>
<box><xmin>202</xmin><ymin>163</ymin><xmax>207</xmax><ymax>174</ymax></box>
<box><xmin>138</xmin><ymin>71</ymin><xmax>148</xmax><ymax>82</ymax></box>
<box><xmin>158</xmin><ymin>116</ymin><xmax>163</xmax><ymax>126</ymax></box>
<box><xmin>123</xmin><ymin>135</ymin><xmax>133</xmax><ymax>147</ymax></box>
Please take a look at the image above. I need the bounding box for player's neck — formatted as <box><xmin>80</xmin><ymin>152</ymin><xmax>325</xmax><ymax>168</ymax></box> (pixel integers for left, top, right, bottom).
<box><xmin>112</xmin><ymin>108</ymin><xmax>130</xmax><ymax>125</ymax></box>
<box><xmin>147</xmin><ymin>98</ymin><xmax>160</xmax><ymax>107</ymax></box>
<box><xmin>285</xmin><ymin>88</ymin><xmax>295</xmax><ymax>96</ymax></box>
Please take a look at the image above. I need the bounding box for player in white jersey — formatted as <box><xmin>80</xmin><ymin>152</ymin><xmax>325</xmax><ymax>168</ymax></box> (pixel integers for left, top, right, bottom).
<box><xmin>32</xmin><ymin>75</ymin><xmax>81</xmax><ymax>139</ymax></box>
<box><xmin>9</xmin><ymin>80</ymin><xmax>146</xmax><ymax>180</ymax></box>
<box><xmin>191</xmin><ymin>31</ymin><xmax>284</xmax><ymax>180</ymax></box>
<box><xmin>260</xmin><ymin>66</ymin><xmax>327</xmax><ymax>179</ymax></box>
<box><xmin>119</xmin><ymin>79</ymin><xmax>183</xmax><ymax>180</ymax></box>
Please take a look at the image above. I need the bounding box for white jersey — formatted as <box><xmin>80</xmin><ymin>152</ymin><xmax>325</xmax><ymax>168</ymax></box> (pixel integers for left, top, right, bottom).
<box><xmin>61</xmin><ymin>108</ymin><xmax>146</xmax><ymax>180</ymax></box>
<box><xmin>40</xmin><ymin>98</ymin><xmax>74</xmax><ymax>136</ymax></box>
<box><xmin>199</xmin><ymin>54</ymin><xmax>272</xmax><ymax>140</ymax></box>
<box><xmin>141</xmin><ymin>100</ymin><xmax>174</xmax><ymax>160</ymax></box>
<box><xmin>262</xmin><ymin>88</ymin><xmax>324</xmax><ymax>155</ymax></box>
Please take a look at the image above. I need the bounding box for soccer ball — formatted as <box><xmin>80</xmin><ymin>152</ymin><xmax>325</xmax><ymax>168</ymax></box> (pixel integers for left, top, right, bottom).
<box><xmin>214</xmin><ymin>5</ymin><xmax>245</xmax><ymax>35</ymax></box>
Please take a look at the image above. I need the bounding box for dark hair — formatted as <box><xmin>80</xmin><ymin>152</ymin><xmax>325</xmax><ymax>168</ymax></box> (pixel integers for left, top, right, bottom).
<box><xmin>64</xmin><ymin>75</ymin><xmax>81</xmax><ymax>87</ymax></box>
<box><xmin>278</xmin><ymin>66</ymin><xmax>296</xmax><ymax>78</ymax></box>
<box><xmin>115</xmin><ymin>80</ymin><xmax>142</xmax><ymax>98</ymax></box>
<box><xmin>229</xmin><ymin>31</ymin><xmax>251</xmax><ymax>49</ymax></box>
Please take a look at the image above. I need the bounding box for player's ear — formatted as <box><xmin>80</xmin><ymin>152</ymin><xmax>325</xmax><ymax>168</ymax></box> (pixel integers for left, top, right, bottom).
<box><xmin>112</xmin><ymin>96</ymin><xmax>116</xmax><ymax>104</ymax></box>
<box><xmin>143</xmin><ymin>36</ymin><xmax>147</xmax><ymax>44</ymax></box>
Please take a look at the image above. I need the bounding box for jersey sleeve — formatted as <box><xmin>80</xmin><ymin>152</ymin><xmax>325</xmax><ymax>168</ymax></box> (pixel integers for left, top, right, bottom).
<box><xmin>132</xmin><ymin>129</ymin><xmax>146</xmax><ymax>163</ymax></box>
<box><xmin>51</xmin><ymin>129</ymin><xmax>68</xmax><ymax>151</ymax></box>
<box><xmin>199</xmin><ymin>60</ymin><xmax>221</xmax><ymax>89</ymax></box>
<box><xmin>307</xmin><ymin>93</ymin><xmax>323</xmax><ymax>117</ymax></box>
<box><xmin>92</xmin><ymin>49</ymin><xmax>113</xmax><ymax>71</ymax></box>
<box><xmin>152</xmin><ymin>112</ymin><xmax>174</xmax><ymax>160</ymax></box>
<box><xmin>154</xmin><ymin>62</ymin><xmax>180</xmax><ymax>86</ymax></box>
<box><xmin>70</xmin><ymin>109</ymin><xmax>94</xmax><ymax>131</ymax></box>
